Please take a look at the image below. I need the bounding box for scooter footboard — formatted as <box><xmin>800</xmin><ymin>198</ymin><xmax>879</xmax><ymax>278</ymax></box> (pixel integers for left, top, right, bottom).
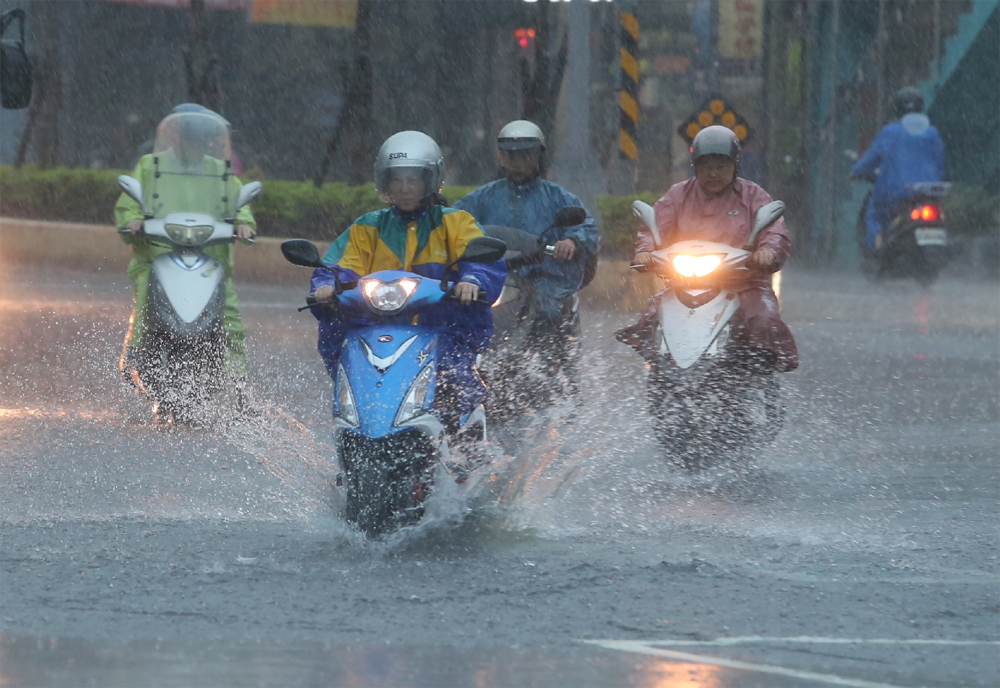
<box><xmin>338</xmin><ymin>325</ymin><xmax>443</xmax><ymax>439</ymax></box>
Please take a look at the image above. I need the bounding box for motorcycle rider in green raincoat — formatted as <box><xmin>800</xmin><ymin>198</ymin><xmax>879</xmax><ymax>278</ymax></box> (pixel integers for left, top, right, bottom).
<box><xmin>114</xmin><ymin>104</ymin><xmax>256</xmax><ymax>385</ymax></box>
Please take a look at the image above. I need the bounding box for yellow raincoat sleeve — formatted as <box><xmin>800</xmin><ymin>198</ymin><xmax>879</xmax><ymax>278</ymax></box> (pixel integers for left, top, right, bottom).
<box><xmin>444</xmin><ymin>209</ymin><xmax>487</xmax><ymax>263</ymax></box>
<box><xmin>334</xmin><ymin>222</ymin><xmax>379</xmax><ymax>278</ymax></box>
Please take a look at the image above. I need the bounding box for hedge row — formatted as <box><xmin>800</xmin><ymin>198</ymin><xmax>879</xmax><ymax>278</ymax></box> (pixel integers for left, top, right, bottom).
<box><xmin>0</xmin><ymin>165</ymin><xmax>647</xmax><ymax>251</ymax></box>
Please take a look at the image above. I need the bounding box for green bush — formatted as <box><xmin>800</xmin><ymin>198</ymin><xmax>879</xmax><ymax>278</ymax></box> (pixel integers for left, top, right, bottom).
<box><xmin>0</xmin><ymin>165</ymin><xmax>478</xmax><ymax>241</ymax></box>
<box><xmin>944</xmin><ymin>184</ymin><xmax>1000</xmax><ymax>238</ymax></box>
<box><xmin>595</xmin><ymin>192</ymin><xmax>661</xmax><ymax>257</ymax></box>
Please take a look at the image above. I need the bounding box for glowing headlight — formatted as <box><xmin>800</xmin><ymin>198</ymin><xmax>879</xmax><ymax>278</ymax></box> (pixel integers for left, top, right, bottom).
<box><xmin>336</xmin><ymin>365</ymin><xmax>359</xmax><ymax>427</ymax></box>
<box><xmin>395</xmin><ymin>363</ymin><xmax>435</xmax><ymax>426</ymax></box>
<box><xmin>671</xmin><ymin>254</ymin><xmax>723</xmax><ymax>278</ymax></box>
<box><xmin>165</xmin><ymin>223</ymin><xmax>214</xmax><ymax>246</ymax></box>
<box><xmin>361</xmin><ymin>278</ymin><xmax>419</xmax><ymax>313</ymax></box>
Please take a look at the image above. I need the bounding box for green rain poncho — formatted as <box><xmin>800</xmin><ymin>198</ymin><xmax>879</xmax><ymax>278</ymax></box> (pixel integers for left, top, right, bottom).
<box><xmin>114</xmin><ymin>153</ymin><xmax>257</xmax><ymax>377</ymax></box>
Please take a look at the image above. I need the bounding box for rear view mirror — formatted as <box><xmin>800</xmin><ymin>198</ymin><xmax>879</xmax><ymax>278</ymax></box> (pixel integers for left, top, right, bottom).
<box><xmin>235</xmin><ymin>181</ymin><xmax>262</xmax><ymax>211</ymax></box>
<box><xmin>553</xmin><ymin>206</ymin><xmax>587</xmax><ymax>228</ymax></box>
<box><xmin>281</xmin><ymin>239</ymin><xmax>322</xmax><ymax>268</ymax></box>
<box><xmin>746</xmin><ymin>201</ymin><xmax>786</xmax><ymax>249</ymax></box>
<box><xmin>632</xmin><ymin>200</ymin><xmax>661</xmax><ymax>247</ymax></box>
<box><xmin>459</xmin><ymin>236</ymin><xmax>507</xmax><ymax>264</ymax></box>
<box><xmin>117</xmin><ymin>175</ymin><xmax>150</xmax><ymax>216</ymax></box>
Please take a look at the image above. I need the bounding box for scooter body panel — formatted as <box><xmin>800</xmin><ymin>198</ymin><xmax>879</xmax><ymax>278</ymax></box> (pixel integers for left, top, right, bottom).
<box><xmin>338</xmin><ymin>325</ymin><xmax>441</xmax><ymax>440</ymax></box>
<box><xmin>150</xmin><ymin>252</ymin><xmax>225</xmax><ymax>326</ymax></box>
<box><xmin>658</xmin><ymin>290</ymin><xmax>741</xmax><ymax>369</ymax></box>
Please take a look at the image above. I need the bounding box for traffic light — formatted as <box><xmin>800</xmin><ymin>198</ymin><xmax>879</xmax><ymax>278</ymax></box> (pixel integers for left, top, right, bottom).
<box><xmin>515</xmin><ymin>27</ymin><xmax>537</xmax><ymax>51</ymax></box>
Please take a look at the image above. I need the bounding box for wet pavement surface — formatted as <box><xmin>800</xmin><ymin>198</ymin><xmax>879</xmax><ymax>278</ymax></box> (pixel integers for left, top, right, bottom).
<box><xmin>1</xmin><ymin>261</ymin><xmax>998</xmax><ymax>687</ymax></box>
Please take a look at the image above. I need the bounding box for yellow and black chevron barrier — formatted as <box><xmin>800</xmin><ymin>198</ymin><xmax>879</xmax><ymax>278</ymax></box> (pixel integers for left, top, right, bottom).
<box><xmin>677</xmin><ymin>96</ymin><xmax>752</xmax><ymax>144</ymax></box>
<box><xmin>619</xmin><ymin>10</ymin><xmax>639</xmax><ymax>161</ymax></box>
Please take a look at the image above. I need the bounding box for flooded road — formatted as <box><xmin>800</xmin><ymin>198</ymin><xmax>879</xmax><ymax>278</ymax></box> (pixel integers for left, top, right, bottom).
<box><xmin>1</xmin><ymin>262</ymin><xmax>997</xmax><ymax>687</ymax></box>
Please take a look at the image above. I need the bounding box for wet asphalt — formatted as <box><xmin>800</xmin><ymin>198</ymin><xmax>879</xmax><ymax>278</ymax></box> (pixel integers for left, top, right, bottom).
<box><xmin>0</xmin><ymin>260</ymin><xmax>998</xmax><ymax>687</ymax></box>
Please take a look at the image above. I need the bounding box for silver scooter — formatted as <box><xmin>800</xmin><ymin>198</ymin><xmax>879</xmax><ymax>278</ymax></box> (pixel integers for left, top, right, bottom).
<box><xmin>627</xmin><ymin>199</ymin><xmax>786</xmax><ymax>469</ymax></box>
<box><xmin>117</xmin><ymin>175</ymin><xmax>262</xmax><ymax>422</ymax></box>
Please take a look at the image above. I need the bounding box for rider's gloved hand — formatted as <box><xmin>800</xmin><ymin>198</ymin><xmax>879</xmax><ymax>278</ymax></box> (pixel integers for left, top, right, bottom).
<box><xmin>314</xmin><ymin>285</ymin><xmax>337</xmax><ymax>303</ymax></box>
<box><xmin>749</xmin><ymin>249</ymin><xmax>778</xmax><ymax>271</ymax></box>
<box><xmin>126</xmin><ymin>220</ymin><xmax>144</xmax><ymax>235</ymax></box>
<box><xmin>453</xmin><ymin>281</ymin><xmax>479</xmax><ymax>305</ymax></box>
<box><xmin>236</xmin><ymin>224</ymin><xmax>256</xmax><ymax>241</ymax></box>
<box><xmin>552</xmin><ymin>238</ymin><xmax>577</xmax><ymax>262</ymax></box>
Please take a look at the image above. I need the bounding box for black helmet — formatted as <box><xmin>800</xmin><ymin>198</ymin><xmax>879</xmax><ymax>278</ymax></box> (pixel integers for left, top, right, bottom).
<box><xmin>691</xmin><ymin>125</ymin><xmax>740</xmax><ymax>164</ymax></box>
<box><xmin>893</xmin><ymin>87</ymin><xmax>924</xmax><ymax>118</ymax></box>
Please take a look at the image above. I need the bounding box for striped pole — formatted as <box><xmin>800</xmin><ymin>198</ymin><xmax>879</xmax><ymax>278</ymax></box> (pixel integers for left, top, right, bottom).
<box><xmin>619</xmin><ymin>9</ymin><xmax>639</xmax><ymax>162</ymax></box>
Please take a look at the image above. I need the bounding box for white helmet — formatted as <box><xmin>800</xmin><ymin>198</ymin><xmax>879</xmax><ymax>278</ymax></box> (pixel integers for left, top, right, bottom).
<box><xmin>374</xmin><ymin>131</ymin><xmax>445</xmax><ymax>196</ymax></box>
<box><xmin>497</xmin><ymin>120</ymin><xmax>546</xmax><ymax>151</ymax></box>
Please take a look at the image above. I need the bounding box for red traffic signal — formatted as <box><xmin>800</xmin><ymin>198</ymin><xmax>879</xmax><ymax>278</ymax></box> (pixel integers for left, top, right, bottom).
<box><xmin>515</xmin><ymin>27</ymin><xmax>537</xmax><ymax>49</ymax></box>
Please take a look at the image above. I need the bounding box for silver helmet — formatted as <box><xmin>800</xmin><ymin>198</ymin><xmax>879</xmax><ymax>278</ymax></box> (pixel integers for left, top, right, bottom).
<box><xmin>374</xmin><ymin>131</ymin><xmax>445</xmax><ymax>196</ymax></box>
<box><xmin>497</xmin><ymin>120</ymin><xmax>546</xmax><ymax>151</ymax></box>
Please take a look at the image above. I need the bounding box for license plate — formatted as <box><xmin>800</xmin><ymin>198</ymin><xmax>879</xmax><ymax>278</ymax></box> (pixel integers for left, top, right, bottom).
<box><xmin>915</xmin><ymin>228</ymin><xmax>947</xmax><ymax>246</ymax></box>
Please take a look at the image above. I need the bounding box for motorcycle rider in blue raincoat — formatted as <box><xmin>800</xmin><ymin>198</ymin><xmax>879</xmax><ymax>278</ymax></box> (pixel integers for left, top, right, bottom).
<box><xmin>309</xmin><ymin>131</ymin><xmax>506</xmax><ymax>428</ymax></box>
<box><xmin>453</xmin><ymin>121</ymin><xmax>599</xmax><ymax>354</ymax></box>
<box><xmin>851</xmin><ymin>87</ymin><xmax>944</xmax><ymax>249</ymax></box>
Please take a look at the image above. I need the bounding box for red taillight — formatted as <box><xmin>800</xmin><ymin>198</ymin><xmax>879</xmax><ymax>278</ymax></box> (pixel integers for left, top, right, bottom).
<box><xmin>911</xmin><ymin>205</ymin><xmax>940</xmax><ymax>222</ymax></box>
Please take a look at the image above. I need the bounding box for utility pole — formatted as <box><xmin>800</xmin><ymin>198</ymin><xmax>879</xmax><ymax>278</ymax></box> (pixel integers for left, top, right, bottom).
<box><xmin>549</xmin><ymin>0</ymin><xmax>605</xmax><ymax>220</ymax></box>
<box><xmin>821</xmin><ymin>0</ymin><xmax>840</xmax><ymax>261</ymax></box>
<box><xmin>615</xmin><ymin>4</ymin><xmax>639</xmax><ymax>194</ymax></box>
<box><xmin>874</xmin><ymin>0</ymin><xmax>886</xmax><ymax>127</ymax></box>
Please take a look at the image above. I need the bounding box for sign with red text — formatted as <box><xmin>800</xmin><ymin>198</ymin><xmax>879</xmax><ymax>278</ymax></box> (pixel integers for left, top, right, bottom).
<box><xmin>718</xmin><ymin>0</ymin><xmax>763</xmax><ymax>59</ymax></box>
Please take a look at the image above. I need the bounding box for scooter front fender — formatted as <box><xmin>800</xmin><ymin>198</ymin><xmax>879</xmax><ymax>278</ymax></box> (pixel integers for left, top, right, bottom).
<box><xmin>658</xmin><ymin>289</ymin><xmax>741</xmax><ymax>369</ymax></box>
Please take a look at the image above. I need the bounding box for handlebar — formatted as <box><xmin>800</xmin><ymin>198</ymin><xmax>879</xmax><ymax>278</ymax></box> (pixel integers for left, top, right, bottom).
<box><xmin>506</xmin><ymin>245</ymin><xmax>556</xmax><ymax>270</ymax></box>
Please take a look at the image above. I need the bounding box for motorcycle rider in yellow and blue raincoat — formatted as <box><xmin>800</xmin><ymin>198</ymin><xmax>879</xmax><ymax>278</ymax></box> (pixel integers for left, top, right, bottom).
<box><xmin>309</xmin><ymin>131</ymin><xmax>507</xmax><ymax>428</ymax></box>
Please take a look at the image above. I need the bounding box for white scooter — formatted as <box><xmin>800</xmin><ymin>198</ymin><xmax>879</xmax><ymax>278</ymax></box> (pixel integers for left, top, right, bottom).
<box><xmin>624</xmin><ymin>199</ymin><xmax>786</xmax><ymax>469</ymax></box>
<box><xmin>117</xmin><ymin>175</ymin><xmax>262</xmax><ymax>423</ymax></box>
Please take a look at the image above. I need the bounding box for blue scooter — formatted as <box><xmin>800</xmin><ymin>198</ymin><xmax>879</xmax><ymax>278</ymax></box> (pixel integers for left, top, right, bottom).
<box><xmin>281</xmin><ymin>237</ymin><xmax>506</xmax><ymax>537</ymax></box>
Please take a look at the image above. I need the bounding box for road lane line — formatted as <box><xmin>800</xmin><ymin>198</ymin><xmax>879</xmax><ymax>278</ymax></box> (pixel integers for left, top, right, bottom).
<box><xmin>642</xmin><ymin>636</ymin><xmax>1000</xmax><ymax>646</ymax></box>
<box><xmin>587</xmin><ymin>640</ymin><xmax>909</xmax><ymax>688</ymax></box>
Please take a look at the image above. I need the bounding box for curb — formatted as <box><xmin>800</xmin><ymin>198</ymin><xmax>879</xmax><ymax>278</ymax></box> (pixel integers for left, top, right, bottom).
<box><xmin>0</xmin><ymin>217</ymin><xmax>659</xmax><ymax>309</ymax></box>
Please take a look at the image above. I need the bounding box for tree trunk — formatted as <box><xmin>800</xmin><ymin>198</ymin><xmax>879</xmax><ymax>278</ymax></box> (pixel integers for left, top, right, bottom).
<box><xmin>20</xmin><ymin>1</ymin><xmax>62</xmax><ymax>168</ymax></box>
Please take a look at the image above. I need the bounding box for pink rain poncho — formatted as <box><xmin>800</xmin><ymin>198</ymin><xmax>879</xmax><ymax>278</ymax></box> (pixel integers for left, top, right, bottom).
<box><xmin>633</xmin><ymin>176</ymin><xmax>798</xmax><ymax>372</ymax></box>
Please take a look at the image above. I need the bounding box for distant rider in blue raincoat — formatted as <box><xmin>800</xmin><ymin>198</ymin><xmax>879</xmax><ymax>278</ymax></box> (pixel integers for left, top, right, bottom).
<box><xmin>309</xmin><ymin>131</ymin><xmax>506</xmax><ymax>428</ymax></box>
<box><xmin>851</xmin><ymin>87</ymin><xmax>944</xmax><ymax>249</ymax></box>
<box><xmin>453</xmin><ymin>120</ymin><xmax>599</xmax><ymax>350</ymax></box>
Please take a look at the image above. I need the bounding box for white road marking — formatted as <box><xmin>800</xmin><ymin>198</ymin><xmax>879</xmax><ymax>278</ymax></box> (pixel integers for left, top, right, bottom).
<box><xmin>587</xmin><ymin>640</ymin><xmax>908</xmax><ymax>688</ymax></box>
<box><xmin>641</xmin><ymin>636</ymin><xmax>1000</xmax><ymax>647</ymax></box>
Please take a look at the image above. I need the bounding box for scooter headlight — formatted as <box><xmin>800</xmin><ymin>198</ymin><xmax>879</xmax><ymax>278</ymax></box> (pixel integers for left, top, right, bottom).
<box><xmin>336</xmin><ymin>365</ymin><xmax>359</xmax><ymax>427</ymax></box>
<box><xmin>361</xmin><ymin>278</ymin><xmax>420</xmax><ymax>314</ymax></box>
<box><xmin>395</xmin><ymin>363</ymin><xmax>435</xmax><ymax>426</ymax></box>
<box><xmin>671</xmin><ymin>254</ymin><xmax>724</xmax><ymax>278</ymax></box>
<box><xmin>165</xmin><ymin>223</ymin><xmax>214</xmax><ymax>246</ymax></box>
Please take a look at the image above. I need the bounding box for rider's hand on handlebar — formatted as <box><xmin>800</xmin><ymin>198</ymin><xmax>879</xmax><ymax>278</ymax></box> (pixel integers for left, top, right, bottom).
<box><xmin>314</xmin><ymin>285</ymin><xmax>337</xmax><ymax>303</ymax></box>
<box><xmin>633</xmin><ymin>251</ymin><xmax>655</xmax><ymax>268</ymax></box>
<box><xmin>126</xmin><ymin>220</ymin><xmax>144</xmax><ymax>235</ymax></box>
<box><xmin>748</xmin><ymin>249</ymin><xmax>777</xmax><ymax>270</ymax></box>
<box><xmin>453</xmin><ymin>281</ymin><xmax>479</xmax><ymax>305</ymax></box>
<box><xmin>236</xmin><ymin>224</ymin><xmax>256</xmax><ymax>241</ymax></box>
<box><xmin>551</xmin><ymin>238</ymin><xmax>577</xmax><ymax>262</ymax></box>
